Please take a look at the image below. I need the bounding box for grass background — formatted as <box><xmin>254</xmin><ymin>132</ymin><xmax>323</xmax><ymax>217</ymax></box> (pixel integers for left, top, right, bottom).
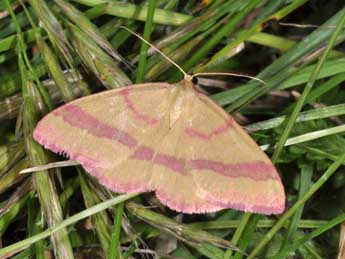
<box><xmin>1</xmin><ymin>0</ymin><xmax>345</xmax><ymax>258</ymax></box>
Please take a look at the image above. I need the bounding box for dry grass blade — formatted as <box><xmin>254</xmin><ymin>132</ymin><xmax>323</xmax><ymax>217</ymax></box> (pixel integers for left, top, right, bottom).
<box><xmin>28</xmin><ymin>0</ymin><xmax>73</xmax><ymax>63</ymax></box>
<box><xmin>70</xmin><ymin>24</ymin><xmax>131</xmax><ymax>88</ymax></box>
<box><xmin>126</xmin><ymin>202</ymin><xmax>244</xmax><ymax>254</ymax></box>
<box><xmin>54</xmin><ymin>0</ymin><xmax>127</xmax><ymax>65</ymax></box>
<box><xmin>0</xmin><ymin>158</ymin><xmax>29</xmax><ymax>194</ymax></box>
<box><xmin>0</xmin><ymin>142</ymin><xmax>25</xmax><ymax>175</ymax></box>
<box><xmin>78</xmin><ymin>169</ymin><xmax>112</xmax><ymax>253</ymax></box>
<box><xmin>338</xmin><ymin>223</ymin><xmax>345</xmax><ymax>259</ymax></box>
<box><xmin>0</xmin><ymin>178</ymin><xmax>31</xmax><ymax>216</ymax></box>
<box><xmin>0</xmin><ymin>74</ymin><xmax>85</xmax><ymax>121</ymax></box>
<box><xmin>37</xmin><ymin>38</ymin><xmax>76</xmax><ymax>102</ymax></box>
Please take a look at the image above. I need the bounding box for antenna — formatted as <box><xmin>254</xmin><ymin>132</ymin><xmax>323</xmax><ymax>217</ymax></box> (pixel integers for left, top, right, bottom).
<box><xmin>192</xmin><ymin>72</ymin><xmax>265</xmax><ymax>84</ymax></box>
<box><xmin>121</xmin><ymin>26</ymin><xmax>265</xmax><ymax>85</ymax></box>
<box><xmin>120</xmin><ymin>26</ymin><xmax>188</xmax><ymax>78</ymax></box>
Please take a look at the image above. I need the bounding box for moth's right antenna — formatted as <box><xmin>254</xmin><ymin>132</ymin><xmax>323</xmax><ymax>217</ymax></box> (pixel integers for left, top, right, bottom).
<box><xmin>191</xmin><ymin>72</ymin><xmax>265</xmax><ymax>84</ymax></box>
<box><xmin>120</xmin><ymin>26</ymin><xmax>188</xmax><ymax>79</ymax></box>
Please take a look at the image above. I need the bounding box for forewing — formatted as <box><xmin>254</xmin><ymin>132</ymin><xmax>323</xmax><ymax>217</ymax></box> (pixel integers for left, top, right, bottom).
<box><xmin>34</xmin><ymin>83</ymin><xmax>175</xmax><ymax>192</ymax></box>
<box><xmin>185</xmin><ymin>93</ymin><xmax>285</xmax><ymax>215</ymax></box>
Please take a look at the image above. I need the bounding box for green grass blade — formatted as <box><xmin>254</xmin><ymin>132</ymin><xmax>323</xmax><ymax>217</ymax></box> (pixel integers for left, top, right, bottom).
<box><xmin>108</xmin><ymin>202</ymin><xmax>125</xmax><ymax>259</ymax></box>
<box><xmin>0</xmin><ymin>193</ymin><xmax>137</xmax><ymax>257</ymax></box>
<box><xmin>247</xmin><ymin>153</ymin><xmax>345</xmax><ymax>258</ymax></box>
<box><xmin>271</xmin><ymin>12</ymin><xmax>345</xmax><ymax>162</ymax></box>
<box><xmin>183</xmin><ymin>0</ymin><xmax>261</xmax><ymax>72</ymax></box>
<box><xmin>72</xmin><ymin>0</ymin><xmax>191</xmax><ymax>26</ymax></box>
<box><xmin>136</xmin><ymin>0</ymin><xmax>156</xmax><ymax>83</ymax></box>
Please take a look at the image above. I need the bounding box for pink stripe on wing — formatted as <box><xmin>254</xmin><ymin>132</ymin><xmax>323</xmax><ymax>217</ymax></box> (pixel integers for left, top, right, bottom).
<box><xmin>185</xmin><ymin>118</ymin><xmax>233</xmax><ymax>140</ymax></box>
<box><xmin>53</xmin><ymin>104</ymin><xmax>137</xmax><ymax>148</ymax></box>
<box><xmin>131</xmin><ymin>145</ymin><xmax>186</xmax><ymax>175</ymax></box>
<box><xmin>119</xmin><ymin>88</ymin><xmax>160</xmax><ymax>125</ymax></box>
<box><xmin>131</xmin><ymin>146</ymin><xmax>276</xmax><ymax>180</ymax></box>
<box><xmin>206</xmin><ymin>193</ymin><xmax>285</xmax><ymax>215</ymax></box>
<box><xmin>189</xmin><ymin>159</ymin><xmax>278</xmax><ymax>181</ymax></box>
<box><xmin>154</xmin><ymin>154</ymin><xmax>186</xmax><ymax>175</ymax></box>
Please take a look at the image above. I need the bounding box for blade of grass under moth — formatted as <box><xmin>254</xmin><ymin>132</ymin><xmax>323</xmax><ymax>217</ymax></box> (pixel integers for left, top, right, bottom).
<box><xmin>72</xmin><ymin>0</ymin><xmax>191</xmax><ymax>26</ymax></box>
<box><xmin>271</xmin><ymin>11</ymin><xmax>345</xmax><ymax>162</ymax></box>
<box><xmin>163</xmin><ymin>210</ymin><xmax>241</xmax><ymax>257</ymax></box>
<box><xmin>126</xmin><ymin>202</ymin><xmax>243</xmax><ymax>257</ymax></box>
<box><xmin>59</xmin><ymin>177</ymin><xmax>80</xmax><ymax>211</ymax></box>
<box><xmin>277</xmin><ymin>165</ymin><xmax>313</xmax><ymax>258</ymax></box>
<box><xmin>136</xmin><ymin>0</ymin><xmax>156</xmax><ymax>84</ymax></box>
<box><xmin>108</xmin><ymin>202</ymin><xmax>125</xmax><ymax>259</ymax></box>
<box><xmin>247</xmin><ymin>153</ymin><xmax>345</xmax><ymax>258</ymax></box>
<box><xmin>273</xmin><ymin>212</ymin><xmax>345</xmax><ymax>258</ymax></box>
<box><xmin>162</xmin><ymin>244</ymin><xmax>198</xmax><ymax>259</ymax></box>
<box><xmin>189</xmin><ymin>219</ymin><xmax>328</xmax><ymax>230</ymax></box>
<box><xmin>19</xmin><ymin>50</ymin><xmax>74</xmax><ymax>258</ymax></box>
<box><xmin>223</xmin><ymin>212</ymin><xmax>252</xmax><ymax>259</ymax></box>
<box><xmin>233</xmin><ymin>215</ymin><xmax>261</xmax><ymax>259</ymax></box>
<box><xmin>0</xmin><ymin>193</ymin><xmax>137</xmax><ymax>257</ymax></box>
<box><xmin>78</xmin><ymin>168</ymin><xmax>112</xmax><ymax>253</ymax></box>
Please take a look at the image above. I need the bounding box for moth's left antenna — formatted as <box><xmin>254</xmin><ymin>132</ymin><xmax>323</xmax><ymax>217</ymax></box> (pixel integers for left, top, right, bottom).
<box><xmin>119</xmin><ymin>26</ymin><xmax>188</xmax><ymax>79</ymax></box>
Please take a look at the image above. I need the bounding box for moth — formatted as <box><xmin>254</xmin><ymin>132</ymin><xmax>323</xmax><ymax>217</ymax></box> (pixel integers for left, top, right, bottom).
<box><xmin>33</xmin><ymin>71</ymin><xmax>285</xmax><ymax>215</ymax></box>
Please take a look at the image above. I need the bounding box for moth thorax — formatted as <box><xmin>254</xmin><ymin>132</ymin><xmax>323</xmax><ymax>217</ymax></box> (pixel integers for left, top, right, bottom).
<box><xmin>169</xmin><ymin>94</ymin><xmax>185</xmax><ymax>128</ymax></box>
